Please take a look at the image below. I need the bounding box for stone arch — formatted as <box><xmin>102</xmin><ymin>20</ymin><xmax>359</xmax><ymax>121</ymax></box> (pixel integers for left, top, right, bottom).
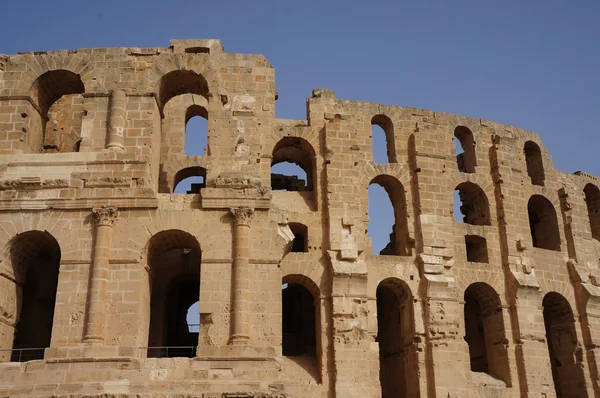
<box><xmin>528</xmin><ymin>194</ymin><xmax>561</xmax><ymax>251</ymax></box>
<box><xmin>454</xmin><ymin>126</ymin><xmax>477</xmax><ymax>173</ymax></box>
<box><xmin>376</xmin><ymin>278</ymin><xmax>419</xmax><ymax>398</ymax></box>
<box><xmin>173</xmin><ymin>166</ymin><xmax>207</xmax><ymax>194</ymax></box>
<box><xmin>144</xmin><ymin>229</ymin><xmax>202</xmax><ymax>358</ymax></box>
<box><xmin>584</xmin><ymin>183</ymin><xmax>600</xmax><ymax>241</ymax></box>
<box><xmin>454</xmin><ymin>182</ymin><xmax>491</xmax><ymax>226</ymax></box>
<box><xmin>542</xmin><ymin>292</ymin><xmax>587</xmax><ymax>397</ymax></box>
<box><xmin>524</xmin><ymin>141</ymin><xmax>545</xmax><ymax>186</ymax></box>
<box><xmin>371</xmin><ymin>114</ymin><xmax>397</xmax><ymax>164</ymax></box>
<box><xmin>271</xmin><ymin>137</ymin><xmax>316</xmax><ymax>192</ymax></box>
<box><xmin>463</xmin><ymin>282</ymin><xmax>510</xmax><ymax>384</ymax></box>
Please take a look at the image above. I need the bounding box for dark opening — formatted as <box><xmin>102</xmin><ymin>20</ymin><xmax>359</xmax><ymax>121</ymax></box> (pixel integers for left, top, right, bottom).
<box><xmin>289</xmin><ymin>223</ymin><xmax>308</xmax><ymax>253</ymax></box>
<box><xmin>465</xmin><ymin>235</ymin><xmax>488</xmax><ymax>263</ymax></box>
<box><xmin>282</xmin><ymin>283</ymin><xmax>316</xmax><ymax>357</ymax></box>
<box><xmin>10</xmin><ymin>231</ymin><xmax>61</xmax><ymax>362</ymax></box>
<box><xmin>184</xmin><ymin>47</ymin><xmax>210</xmax><ymax>54</ymax></box>
<box><xmin>524</xmin><ymin>141</ymin><xmax>545</xmax><ymax>186</ymax></box>
<box><xmin>464</xmin><ymin>283</ymin><xmax>509</xmax><ymax>382</ymax></box>
<box><xmin>173</xmin><ymin>167</ymin><xmax>206</xmax><ymax>194</ymax></box>
<box><xmin>376</xmin><ymin>279</ymin><xmax>419</xmax><ymax>398</ymax></box>
<box><xmin>185</xmin><ymin>105</ymin><xmax>208</xmax><ymax>157</ymax></box>
<box><xmin>454</xmin><ymin>126</ymin><xmax>477</xmax><ymax>173</ymax></box>
<box><xmin>369</xmin><ymin>175</ymin><xmax>411</xmax><ymax>256</ymax></box>
<box><xmin>271</xmin><ymin>137</ymin><xmax>315</xmax><ymax>192</ymax></box>
<box><xmin>528</xmin><ymin>195</ymin><xmax>560</xmax><ymax>251</ymax></box>
<box><xmin>543</xmin><ymin>293</ymin><xmax>586</xmax><ymax>397</ymax></box>
<box><xmin>454</xmin><ymin>182</ymin><xmax>491</xmax><ymax>225</ymax></box>
<box><xmin>371</xmin><ymin>115</ymin><xmax>397</xmax><ymax>164</ymax></box>
<box><xmin>584</xmin><ymin>183</ymin><xmax>600</xmax><ymax>241</ymax></box>
<box><xmin>147</xmin><ymin>230</ymin><xmax>201</xmax><ymax>358</ymax></box>
<box><xmin>271</xmin><ymin>162</ymin><xmax>308</xmax><ymax>191</ymax></box>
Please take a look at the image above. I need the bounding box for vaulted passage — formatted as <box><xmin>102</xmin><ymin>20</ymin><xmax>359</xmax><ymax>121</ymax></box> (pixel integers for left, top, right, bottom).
<box><xmin>146</xmin><ymin>230</ymin><xmax>201</xmax><ymax>358</ymax></box>
<box><xmin>463</xmin><ymin>283</ymin><xmax>509</xmax><ymax>383</ymax></box>
<box><xmin>543</xmin><ymin>293</ymin><xmax>586</xmax><ymax>397</ymax></box>
<box><xmin>9</xmin><ymin>231</ymin><xmax>61</xmax><ymax>362</ymax></box>
<box><xmin>271</xmin><ymin>137</ymin><xmax>315</xmax><ymax>192</ymax></box>
<box><xmin>376</xmin><ymin>278</ymin><xmax>419</xmax><ymax>398</ymax></box>
<box><xmin>454</xmin><ymin>126</ymin><xmax>477</xmax><ymax>173</ymax></box>
<box><xmin>524</xmin><ymin>141</ymin><xmax>545</xmax><ymax>186</ymax></box>
<box><xmin>584</xmin><ymin>183</ymin><xmax>600</xmax><ymax>241</ymax></box>
<box><xmin>528</xmin><ymin>195</ymin><xmax>561</xmax><ymax>251</ymax></box>
<box><xmin>454</xmin><ymin>182</ymin><xmax>491</xmax><ymax>225</ymax></box>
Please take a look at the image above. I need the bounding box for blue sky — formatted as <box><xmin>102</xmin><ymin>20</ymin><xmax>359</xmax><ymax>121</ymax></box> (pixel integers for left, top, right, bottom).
<box><xmin>2</xmin><ymin>1</ymin><xmax>598</xmax><ymax>255</ymax></box>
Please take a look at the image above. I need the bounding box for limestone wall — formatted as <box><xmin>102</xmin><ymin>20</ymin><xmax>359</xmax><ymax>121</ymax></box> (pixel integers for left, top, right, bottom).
<box><xmin>0</xmin><ymin>39</ymin><xmax>598</xmax><ymax>397</ymax></box>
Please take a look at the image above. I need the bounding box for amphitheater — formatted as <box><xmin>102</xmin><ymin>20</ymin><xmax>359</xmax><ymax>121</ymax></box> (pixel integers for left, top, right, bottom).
<box><xmin>0</xmin><ymin>39</ymin><xmax>599</xmax><ymax>398</ymax></box>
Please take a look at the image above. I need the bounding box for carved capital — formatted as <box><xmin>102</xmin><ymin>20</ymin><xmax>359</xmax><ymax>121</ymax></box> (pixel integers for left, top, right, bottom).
<box><xmin>230</xmin><ymin>207</ymin><xmax>254</xmax><ymax>227</ymax></box>
<box><xmin>92</xmin><ymin>206</ymin><xmax>119</xmax><ymax>227</ymax></box>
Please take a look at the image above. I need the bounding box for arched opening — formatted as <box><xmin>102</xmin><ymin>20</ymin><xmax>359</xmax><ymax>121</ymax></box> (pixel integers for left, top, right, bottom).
<box><xmin>528</xmin><ymin>195</ymin><xmax>561</xmax><ymax>251</ymax></box>
<box><xmin>29</xmin><ymin>70</ymin><xmax>85</xmax><ymax>153</ymax></box>
<box><xmin>465</xmin><ymin>235</ymin><xmax>488</xmax><ymax>263</ymax></box>
<box><xmin>146</xmin><ymin>230</ymin><xmax>201</xmax><ymax>358</ymax></box>
<box><xmin>186</xmin><ymin>301</ymin><xmax>200</xmax><ymax>333</ymax></box>
<box><xmin>289</xmin><ymin>223</ymin><xmax>308</xmax><ymax>253</ymax></box>
<box><xmin>159</xmin><ymin>70</ymin><xmax>209</xmax><ymax>112</ymax></box>
<box><xmin>369</xmin><ymin>175</ymin><xmax>410</xmax><ymax>256</ymax></box>
<box><xmin>8</xmin><ymin>231</ymin><xmax>61</xmax><ymax>362</ymax></box>
<box><xmin>524</xmin><ymin>141</ymin><xmax>545</xmax><ymax>186</ymax></box>
<box><xmin>173</xmin><ymin>167</ymin><xmax>206</xmax><ymax>194</ymax></box>
<box><xmin>271</xmin><ymin>137</ymin><xmax>315</xmax><ymax>192</ymax></box>
<box><xmin>371</xmin><ymin>115</ymin><xmax>397</xmax><ymax>164</ymax></box>
<box><xmin>185</xmin><ymin>105</ymin><xmax>208</xmax><ymax>157</ymax></box>
<box><xmin>584</xmin><ymin>184</ymin><xmax>600</xmax><ymax>241</ymax></box>
<box><xmin>454</xmin><ymin>126</ymin><xmax>477</xmax><ymax>173</ymax></box>
<box><xmin>376</xmin><ymin>278</ymin><xmax>419</xmax><ymax>398</ymax></box>
<box><xmin>454</xmin><ymin>182</ymin><xmax>491</xmax><ymax>225</ymax></box>
<box><xmin>282</xmin><ymin>275</ymin><xmax>320</xmax><ymax>381</ymax></box>
<box><xmin>543</xmin><ymin>292</ymin><xmax>586</xmax><ymax>397</ymax></box>
<box><xmin>463</xmin><ymin>283</ymin><xmax>509</xmax><ymax>383</ymax></box>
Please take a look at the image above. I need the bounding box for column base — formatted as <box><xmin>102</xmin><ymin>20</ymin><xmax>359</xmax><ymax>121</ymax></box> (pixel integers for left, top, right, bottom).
<box><xmin>227</xmin><ymin>334</ymin><xmax>250</xmax><ymax>346</ymax></box>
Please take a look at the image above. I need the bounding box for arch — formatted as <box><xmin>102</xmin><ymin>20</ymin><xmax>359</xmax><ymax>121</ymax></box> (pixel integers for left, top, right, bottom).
<box><xmin>454</xmin><ymin>126</ymin><xmax>477</xmax><ymax>173</ymax></box>
<box><xmin>584</xmin><ymin>183</ymin><xmax>600</xmax><ymax>241</ymax></box>
<box><xmin>173</xmin><ymin>167</ymin><xmax>206</xmax><ymax>194</ymax></box>
<box><xmin>289</xmin><ymin>223</ymin><xmax>308</xmax><ymax>253</ymax></box>
<box><xmin>376</xmin><ymin>278</ymin><xmax>419</xmax><ymax>398</ymax></box>
<box><xmin>282</xmin><ymin>274</ymin><xmax>321</xmax><ymax>382</ymax></box>
<box><xmin>28</xmin><ymin>70</ymin><xmax>85</xmax><ymax>153</ymax></box>
<box><xmin>524</xmin><ymin>141</ymin><xmax>545</xmax><ymax>186</ymax></box>
<box><xmin>184</xmin><ymin>105</ymin><xmax>208</xmax><ymax>157</ymax></box>
<box><xmin>542</xmin><ymin>292</ymin><xmax>586</xmax><ymax>397</ymax></box>
<box><xmin>7</xmin><ymin>231</ymin><xmax>61</xmax><ymax>362</ymax></box>
<box><xmin>146</xmin><ymin>230</ymin><xmax>201</xmax><ymax>358</ymax></box>
<box><xmin>528</xmin><ymin>195</ymin><xmax>561</xmax><ymax>251</ymax></box>
<box><xmin>463</xmin><ymin>283</ymin><xmax>510</xmax><ymax>383</ymax></box>
<box><xmin>159</xmin><ymin>70</ymin><xmax>209</xmax><ymax>112</ymax></box>
<box><xmin>371</xmin><ymin>115</ymin><xmax>397</xmax><ymax>164</ymax></box>
<box><xmin>369</xmin><ymin>175</ymin><xmax>410</xmax><ymax>256</ymax></box>
<box><xmin>271</xmin><ymin>137</ymin><xmax>316</xmax><ymax>192</ymax></box>
<box><xmin>454</xmin><ymin>182</ymin><xmax>491</xmax><ymax>226</ymax></box>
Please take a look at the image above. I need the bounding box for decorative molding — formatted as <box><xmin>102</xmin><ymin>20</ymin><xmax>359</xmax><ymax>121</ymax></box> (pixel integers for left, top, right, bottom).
<box><xmin>230</xmin><ymin>207</ymin><xmax>254</xmax><ymax>227</ymax></box>
<box><xmin>92</xmin><ymin>206</ymin><xmax>119</xmax><ymax>227</ymax></box>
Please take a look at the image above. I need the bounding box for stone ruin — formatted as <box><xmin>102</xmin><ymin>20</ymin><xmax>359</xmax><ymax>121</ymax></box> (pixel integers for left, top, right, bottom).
<box><xmin>0</xmin><ymin>39</ymin><xmax>599</xmax><ymax>397</ymax></box>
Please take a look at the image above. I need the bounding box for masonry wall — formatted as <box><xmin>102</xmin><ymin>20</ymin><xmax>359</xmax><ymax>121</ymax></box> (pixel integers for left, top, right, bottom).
<box><xmin>0</xmin><ymin>39</ymin><xmax>599</xmax><ymax>398</ymax></box>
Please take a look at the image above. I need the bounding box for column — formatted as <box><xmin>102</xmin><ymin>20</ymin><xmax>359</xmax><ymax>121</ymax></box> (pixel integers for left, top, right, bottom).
<box><xmin>83</xmin><ymin>206</ymin><xmax>118</xmax><ymax>343</ymax></box>
<box><xmin>107</xmin><ymin>89</ymin><xmax>126</xmax><ymax>152</ymax></box>
<box><xmin>228</xmin><ymin>207</ymin><xmax>254</xmax><ymax>345</ymax></box>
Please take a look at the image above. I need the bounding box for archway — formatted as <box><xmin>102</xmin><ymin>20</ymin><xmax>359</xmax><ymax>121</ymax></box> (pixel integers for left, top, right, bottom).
<box><xmin>528</xmin><ymin>195</ymin><xmax>560</xmax><ymax>251</ymax></box>
<box><xmin>271</xmin><ymin>137</ymin><xmax>315</xmax><ymax>192</ymax></box>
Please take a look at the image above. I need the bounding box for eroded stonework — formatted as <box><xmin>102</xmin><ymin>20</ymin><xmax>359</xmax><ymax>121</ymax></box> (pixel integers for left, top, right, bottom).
<box><xmin>0</xmin><ymin>39</ymin><xmax>599</xmax><ymax>398</ymax></box>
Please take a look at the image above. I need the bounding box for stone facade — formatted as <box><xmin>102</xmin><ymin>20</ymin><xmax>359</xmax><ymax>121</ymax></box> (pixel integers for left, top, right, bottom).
<box><xmin>0</xmin><ymin>39</ymin><xmax>599</xmax><ymax>398</ymax></box>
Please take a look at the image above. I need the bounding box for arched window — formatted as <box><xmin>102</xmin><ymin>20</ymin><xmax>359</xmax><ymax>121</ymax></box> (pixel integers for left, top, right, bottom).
<box><xmin>454</xmin><ymin>126</ymin><xmax>476</xmax><ymax>173</ymax></box>
<box><xmin>524</xmin><ymin>141</ymin><xmax>545</xmax><ymax>186</ymax></box>
<box><xmin>464</xmin><ymin>283</ymin><xmax>509</xmax><ymax>383</ymax></box>
<box><xmin>376</xmin><ymin>278</ymin><xmax>419</xmax><ymax>398</ymax></box>
<box><xmin>282</xmin><ymin>275</ymin><xmax>320</xmax><ymax>381</ymax></box>
<box><xmin>543</xmin><ymin>293</ymin><xmax>586</xmax><ymax>397</ymax></box>
<box><xmin>289</xmin><ymin>223</ymin><xmax>308</xmax><ymax>253</ymax></box>
<box><xmin>271</xmin><ymin>137</ymin><xmax>315</xmax><ymax>192</ymax></box>
<box><xmin>369</xmin><ymin>175</ymin><xmax>410</xmax><ymax>256</ymax></box>
<box><xmin>454</xmin><ymin>182</ymin><xmax>491</xmax><ymax>225</ymax></box>
<box><xmin>173</xmin><ymin>167</ymin><xmax>206</xmax><ymax>194</ymax></box>
<box><xmin>371</xmin><ymin>115</ymin><xmax>397</xmax><ymax>164</ymax></box>
<box><xmin>185</xmin><ymin>105</ymin><xmax>208</xmax><ymax>157</ymax></box>
<box><xmin>146</xmin><ymin>230</ymin><xmax>201</xmax><ymax>358</ymax></box>
<box><xmin>7</xmin><ymin>231</ymin><xmax>60</xmax><ymax>362</ymax></box>
<box><xmin>584</xmin><ymin>184</ymin><xmax>600</xmax><ymax>241</ymax></box>
<box><xmin>29</xmin><ymin>70</ymin><xmax>85</xmax><ymax>153</ymax></box>
<box><xmin>528</xmin><ymin>195</ymin><xmax>561</xmax><ymax>251</ymax></box>
<box><xmin>159</xmin><ymin>70</ymin><xmax>209</xmax><ymax>112</ymax></box>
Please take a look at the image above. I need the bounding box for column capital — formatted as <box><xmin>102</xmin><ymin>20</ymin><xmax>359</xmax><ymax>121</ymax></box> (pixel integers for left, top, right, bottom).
<box><xmin>230</xmin><ymin>207</ymin><xmax>254</xmax><ymax>227</ymax></box>
<box><xmin>92</xmin><ymin>206</ymin><xmax>119</xmax><ymax>227</ymax></box>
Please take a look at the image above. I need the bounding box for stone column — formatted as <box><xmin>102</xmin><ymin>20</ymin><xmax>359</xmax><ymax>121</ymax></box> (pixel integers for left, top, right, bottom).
<box><xmin>228</xmin><ymin>207</ymin><xmax>254</xmax><ymax>346</ymax></box>
<box><xmin>107</xmin><ymin>89</ymin><xmax>126</xmax><ymax>152</ymax></box>
<box><xmin>83</xmin><ymin>206</ymin><xmax>118</xmax><ymax>343</ymax></box>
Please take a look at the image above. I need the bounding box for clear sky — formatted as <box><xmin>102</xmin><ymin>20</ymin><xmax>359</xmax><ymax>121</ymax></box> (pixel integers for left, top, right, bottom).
<box><xmin>1</xmin><ymin>1</ymin><xmax>598</xmax><ymax>255</ymax></box>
